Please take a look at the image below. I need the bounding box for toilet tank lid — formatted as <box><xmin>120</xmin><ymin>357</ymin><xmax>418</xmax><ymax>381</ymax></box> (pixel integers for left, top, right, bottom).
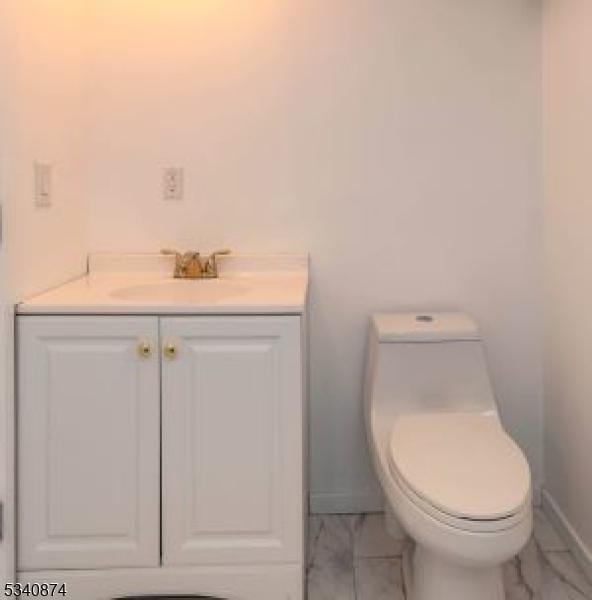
<box><xmin>372</xmin><ymin>312</ymin><xmax>480</xmax><ymax>343</ymax></box>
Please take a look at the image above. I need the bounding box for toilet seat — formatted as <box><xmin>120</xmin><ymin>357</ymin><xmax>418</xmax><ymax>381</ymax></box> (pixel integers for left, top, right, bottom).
<box><xmin>387</xmin><ymin>413</ymin><xmax>531</xmax><ymax>531</ymax></box>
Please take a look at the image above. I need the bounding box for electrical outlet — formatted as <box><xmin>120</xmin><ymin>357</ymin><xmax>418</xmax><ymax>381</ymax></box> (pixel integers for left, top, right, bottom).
<box><xmin>163</xmin><ymin>167</ymin><xmax>184</xmax><ymax>201</ymax></box>
<box><xmin>34</xmin><ymin>162</ymin><xmax>52</xmax><ymax>208</ymax></box>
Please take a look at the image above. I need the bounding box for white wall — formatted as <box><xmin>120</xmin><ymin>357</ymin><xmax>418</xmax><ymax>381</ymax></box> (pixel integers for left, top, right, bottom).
<box><xmin>2</xmin><ymin>2</ymin><xmax>89</xmax><ymax>299</ymax></box>
<box><xmin>0</xmin><ymin>1</ymin><xmax>89</xmax><ymax>581</ymax></box>
<box><xmin>544</xmin><ymin>0</ymin><xmax>592</xmax><ymax>557</ymax></box>
<box><xmin>84</xmin><ymin>0</ymin><xmax>544</xmax><ymax>511</ymax></box>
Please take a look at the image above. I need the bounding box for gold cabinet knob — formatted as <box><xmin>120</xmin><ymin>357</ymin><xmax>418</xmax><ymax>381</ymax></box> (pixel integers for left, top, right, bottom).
<box><xmin>163</xmin><ymin>342</ymin><xmax>178</xmax><ymax>359</ymax></box>
<box><xmin>137</xmin><ymin>340</ymin><xmax>153</xmax><ymax>358</ymax></box>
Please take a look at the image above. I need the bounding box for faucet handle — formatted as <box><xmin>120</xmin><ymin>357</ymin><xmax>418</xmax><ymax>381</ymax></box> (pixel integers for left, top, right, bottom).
<box><xmin>161</xmin><ymin>248</ymin><xmax>180</xmax><ymax>257</ymax></box>
<box><xmin>209</xmin><ymin>249</ymin><xmax>231</xmax><ymax>259</ymax></box>
<box><xmin>204</xmin><ymin>249</ymin><xmax>231</xmax><ymax>277</ymax></box>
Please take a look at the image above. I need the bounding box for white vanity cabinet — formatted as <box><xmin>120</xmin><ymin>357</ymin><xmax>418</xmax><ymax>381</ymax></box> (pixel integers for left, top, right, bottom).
<box><xmin>161</xmin><ymin>317</ymin><xmax>303</xmax><ymax>566</ymax></box>
<box><xmin>17</xmin><ymin>312</ymin><xmax>305</xmax><ymax>599</ymax></box>
<box><xmin>17</xmin><ymin>316</ymin><xmax>161</xmax><ymax>571</ymax></box>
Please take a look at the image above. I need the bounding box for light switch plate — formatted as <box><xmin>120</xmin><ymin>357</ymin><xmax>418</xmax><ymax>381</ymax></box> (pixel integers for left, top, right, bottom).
<box><xmin>34</xmin><ymin>162</ymin><xmax>52</xmax><ymax>208</ymax></box>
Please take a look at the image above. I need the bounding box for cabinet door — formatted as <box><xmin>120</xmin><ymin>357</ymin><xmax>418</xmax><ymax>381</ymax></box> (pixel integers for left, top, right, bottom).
<box><xmin>161</xmin><ymin>316</ymin><xmax>303</xmax><ymax>566</ymax></box>
<box><xmin>17</xmin><ymin>316</ymin><xmax>160</xmax><ymax>571</ymax></box>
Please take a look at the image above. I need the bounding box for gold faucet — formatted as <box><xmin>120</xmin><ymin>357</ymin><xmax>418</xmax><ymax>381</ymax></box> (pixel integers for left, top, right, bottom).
<box><xmin>202</xmin><ymin>249</ymin><xmax>232</xmax><ymax>278</ymax></box>
<box><xmin>161</xmin><ymin>248</ymin><xmax>231</xmax><ymax>279</ymax></box>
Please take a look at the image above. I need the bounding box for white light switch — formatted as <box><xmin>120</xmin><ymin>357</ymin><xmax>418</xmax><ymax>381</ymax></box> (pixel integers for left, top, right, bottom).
<box><xmin>163</xmin><ymin>167</ymin><xmax>184</xmax><ymax>201</ymax></box>
<box><xmin>34</xmin><ymin>163</ymin><xmax>52</xmax><ymax>208</ymax></box>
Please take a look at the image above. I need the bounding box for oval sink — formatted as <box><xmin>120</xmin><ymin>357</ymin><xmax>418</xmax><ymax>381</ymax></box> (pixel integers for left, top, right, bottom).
<box><xmin>110</xmin><ymin>280</ymin><xmax>249</xmax><ymax>303</ymax></box>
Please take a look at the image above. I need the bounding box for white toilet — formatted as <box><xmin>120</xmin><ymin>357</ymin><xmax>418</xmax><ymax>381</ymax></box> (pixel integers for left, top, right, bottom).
<box><xmin>364</xmin><ymin>312</ymin><xmax>532</xmax><ymax>600</ymax></box>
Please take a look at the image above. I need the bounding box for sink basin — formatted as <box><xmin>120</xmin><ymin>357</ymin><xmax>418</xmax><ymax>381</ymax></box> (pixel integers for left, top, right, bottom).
<box><xmin>110</xmin><ymin>279</ymin><xmax>249</xmax><ymax>303</ymax></box>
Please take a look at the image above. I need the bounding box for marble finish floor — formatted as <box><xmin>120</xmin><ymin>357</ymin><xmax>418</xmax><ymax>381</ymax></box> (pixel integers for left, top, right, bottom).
<box><xmin>308</xmin><ymin>510</ymin><xmax>592</xmax><ymax>600</ymax></box>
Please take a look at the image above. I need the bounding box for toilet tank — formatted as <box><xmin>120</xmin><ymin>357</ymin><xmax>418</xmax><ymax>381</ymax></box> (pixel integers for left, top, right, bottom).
<box><xmin>364</xmin><ymin>313</ymin><xmax>499</xmax><ymax>430</ymax></box>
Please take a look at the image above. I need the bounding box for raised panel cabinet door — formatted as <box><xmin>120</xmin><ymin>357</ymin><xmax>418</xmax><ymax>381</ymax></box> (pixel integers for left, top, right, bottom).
<box><xmin>161</xmin><ymin>316</ymin><xmax>303</xmax><ymax>566</ymax></box>
<box><xmin>17</xmin><ymin>316</ymin><xmax>160</xmax><ymax>571</ymax></box>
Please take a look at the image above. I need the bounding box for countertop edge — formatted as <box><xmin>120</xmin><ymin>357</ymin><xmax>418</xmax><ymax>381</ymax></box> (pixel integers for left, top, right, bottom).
<box><xmin>15</xmin><ymin>302</ymin><xmax>307</xmax><ymax>316</ymax></box>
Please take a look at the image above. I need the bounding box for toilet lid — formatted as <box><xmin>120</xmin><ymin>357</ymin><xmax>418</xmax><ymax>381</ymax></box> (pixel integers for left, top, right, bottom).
<box><xmin>388</xmin><ymin>413</ymin><xmax>531</xmax><ymax>521</ymax></box>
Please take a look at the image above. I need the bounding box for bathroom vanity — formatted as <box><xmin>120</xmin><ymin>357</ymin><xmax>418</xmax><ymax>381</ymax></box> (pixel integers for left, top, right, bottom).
<box><xmin>15</xmin><ymin>254</ymin><xmax>308</xmax><ymax>600</ymax></box>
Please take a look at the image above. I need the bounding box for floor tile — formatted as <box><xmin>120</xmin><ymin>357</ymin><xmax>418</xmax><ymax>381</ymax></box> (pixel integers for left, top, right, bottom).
<box><xmin>308</xmin><ymin>516</ymin><xmax>356</xmax><ymax>600</ymax></box>
<box><xmin>565</xmin><ymin>587</ymin><xmax>591</xmax><ymax>600</ymax></box>
<box><xmin>503</xmin><ymin>557</ymin><xmax>535</xmax><ymax>600</ymax></box>
<box><xmin>503</xmin><ymin>536</ymin><xmax>591</xmax><ymax>600</ymax></box>
<box><xmin>308</xmin><ymin>562</ymin><xmax>356</xmax><ymax>600</ymax></box>
<box><xmin>352</xmin><ymin>514</ymin><xmax>405</xmax><ymax>559</ymax></box>
<box><xmin>539</xmin><ymin>578</ymin><xmax>574</xmax><ymax>600</ymax></box>
<box><xmin>520</xmin><ymin>538</ymin><xmax>545</xmax><ymax>594</ymax></box>
<box><xmin>535</xmin><ymin>509</ymin><xmax>570</xmax><ymax>552</ymax></box>
<box><xmin>544</xmin><ymin>551</ymin><xmax>592</xmax><ymax>599</ymax></box>
<box><xmin>308</xmin><ymin>515</ymin><xmax>354</xmax><ymax>564</ymax></box>
<box><xmin>354</xmin><ymin>558</ymin><xmax>405</xmax><ymax>600</ymax></box>
<box><xmin>307</xmin><ymin>511</ymin><xmax>592</xmax><ymax>600</ymax></box>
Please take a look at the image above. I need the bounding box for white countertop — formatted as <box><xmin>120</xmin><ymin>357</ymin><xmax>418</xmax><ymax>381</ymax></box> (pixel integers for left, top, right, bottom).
<box><xmin>17</xmin><ymin>254</ymin><xmax>309</xmax><ymax>315</ymax></box>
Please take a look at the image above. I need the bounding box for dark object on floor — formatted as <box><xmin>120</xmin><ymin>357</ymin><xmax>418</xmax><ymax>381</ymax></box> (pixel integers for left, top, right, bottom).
<box><xmin>113</xmin><ymin>596</ymin><xmax>223</xmax><ymax>600</ymax></box>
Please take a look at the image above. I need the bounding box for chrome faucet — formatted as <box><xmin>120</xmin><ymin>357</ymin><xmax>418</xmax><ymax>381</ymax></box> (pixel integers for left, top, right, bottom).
<box><xmin>161</xmin><ymin>248</ymin><xmax>231</xmax><ymax>279</ymax></box>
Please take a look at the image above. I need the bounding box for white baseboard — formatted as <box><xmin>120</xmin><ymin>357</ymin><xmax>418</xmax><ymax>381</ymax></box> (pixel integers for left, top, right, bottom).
<box><xmin>310</xmin><ymin>491</ymin><xmax>384</xmax><ymax>514</ymax></box>
<box><xmin>542</xmin><ymin>489</ymin><xmax>592</xmax><ymax>582</ymax></box>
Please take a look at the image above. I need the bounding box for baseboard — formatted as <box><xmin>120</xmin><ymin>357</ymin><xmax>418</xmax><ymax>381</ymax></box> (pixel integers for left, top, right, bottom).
<box><xmin>542</xmin><ymin>489</ymin><xmax>592</xmax><ymax>582</ymax></box>
<box><xmin>309</xmin><ymin>491</ymin><xmax>384</xmax><ymax>514</ymax></box>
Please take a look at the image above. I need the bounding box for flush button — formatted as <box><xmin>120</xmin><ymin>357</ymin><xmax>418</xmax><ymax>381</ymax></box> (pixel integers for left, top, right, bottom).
<box><xmin>416</xmin><ymin>315</ymin><xmax>434</xmax><ymax>323</ymax></box>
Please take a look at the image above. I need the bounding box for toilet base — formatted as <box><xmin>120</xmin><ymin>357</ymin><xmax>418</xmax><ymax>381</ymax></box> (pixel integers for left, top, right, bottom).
<box><xmin>404</xmin><ymin>544</ymin><xmax>505</xmax><ymax>600</ymax></box>
<box><xmin>384</xmin><ymin>504</ymin><xmax>406</xmax><ymax>541</ymax></box>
